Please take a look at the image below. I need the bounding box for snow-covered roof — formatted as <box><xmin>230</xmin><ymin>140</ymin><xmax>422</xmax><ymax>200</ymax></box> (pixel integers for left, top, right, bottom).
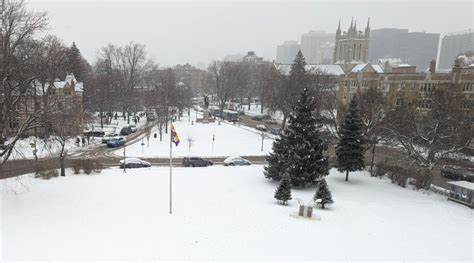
<box><xmin>351</xmin><ymin>63</ymin><xmax>384</xmax><ymax>73</ymax></box>
<box><xmin>276</xmin><ymin>64</ymin><xmax>345</xmax><ymax>76</ymax></box>
<box><xmin>448</xmin><ymin>181</ymin><xmax>474</xmax><ymax>191</ymax></box>
<box><xmin>398</xmin><ymin>64</ymin><xmax>413</xmax><ymax>68</ymax></box>
<box><xmin>53</xmin><ymin>73</ymin><xmax>83</xmax><ymax>92</ymax></box>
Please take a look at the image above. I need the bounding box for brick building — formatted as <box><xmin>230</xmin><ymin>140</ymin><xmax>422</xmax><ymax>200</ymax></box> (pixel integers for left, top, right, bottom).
<box><xmin>337</xmin><ymin>60</ymin><xmax>474</xmax><ymax>119</ymax></box>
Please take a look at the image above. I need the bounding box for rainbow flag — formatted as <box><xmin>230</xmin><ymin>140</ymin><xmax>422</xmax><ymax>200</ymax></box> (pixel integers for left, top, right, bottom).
<box><xmin>171</xmin><ymin>123</ymin><xmax>180</xmax><ymax>146</ymax></box>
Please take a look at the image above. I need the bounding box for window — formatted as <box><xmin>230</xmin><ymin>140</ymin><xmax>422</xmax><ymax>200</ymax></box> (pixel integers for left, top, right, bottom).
<box><xmin>463</xmin><ymin>83</ymin><xmax>472</xmax><ymax>92</ymax></box>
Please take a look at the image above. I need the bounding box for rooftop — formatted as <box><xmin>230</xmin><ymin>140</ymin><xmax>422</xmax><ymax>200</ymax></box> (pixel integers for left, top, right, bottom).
<box><xmin>448</xmin><ymin>181</ymin><xmax>474</xmax><ymax>191</ymax></box>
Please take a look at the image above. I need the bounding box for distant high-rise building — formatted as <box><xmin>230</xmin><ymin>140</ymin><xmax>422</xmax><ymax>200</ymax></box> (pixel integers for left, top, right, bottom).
<box><xmin>369</xmin><ymin>28</ymin><xmax>440</xmax><ymax>72</ymax></box>
<box><xmin>276</xmin><ymin>41</ymin><xmax>300</xmax><ymax>64</ymax></box>
<box><xmin>301</xmin><ymin>31</ymin><xmax>335</xmax><ymax>64</ymax></box>
<box><xmin>439</xmin><ymin>29</ymin><xmax>474</xmax><ymax>70</ymax></box>
<box><xmin>333</xmin><ymin>18</ymin><xmax>370</xmax><ymax>67</ymax></box>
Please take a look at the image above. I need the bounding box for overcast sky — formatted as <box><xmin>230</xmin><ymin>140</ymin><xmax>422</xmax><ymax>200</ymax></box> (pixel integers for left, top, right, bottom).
<box><xmin>29</xmin><ymin>0</ymin><xmax>473</xmax><ymax>67</ymax></box>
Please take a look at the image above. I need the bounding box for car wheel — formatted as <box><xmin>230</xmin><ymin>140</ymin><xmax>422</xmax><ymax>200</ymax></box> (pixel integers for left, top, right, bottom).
<box><xmin>190</xmin><ymin>164</ymin><xmax>195</xmax><ymax>167</ymax></box>
<box><xmin>229</xmin><ymin>163</ymin><xmax>235</xmax><ymax>166</ymax></box>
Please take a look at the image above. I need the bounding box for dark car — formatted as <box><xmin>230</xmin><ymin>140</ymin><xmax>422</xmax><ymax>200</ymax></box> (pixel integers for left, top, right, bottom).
<box><xmin>182</xmin><ymin>157</ymin><xmax>213</xmax><ymax>167</ymax></box>
<box><xmin>107</xmin><ymin>137</ymin><xmax>125</xmax><ymax>148</ymax></box>
<box><xmin>120</xmin><ymin>126</ymin><xmax>133</xmax><ymax>136</ymax></box>
<box><xmin>119</xmin><ymin>158</ymin><xmax>151</xmax><ymax>168</ymax></box>
<box><xmin>83</xmin><ymin>130</ymin><xmax>105</xmax><ymax>137</ymax></box>
<box><xmin>270</xmin><ymin>127</ymin><xmax>281</xmax><ymax>135</ymax></box>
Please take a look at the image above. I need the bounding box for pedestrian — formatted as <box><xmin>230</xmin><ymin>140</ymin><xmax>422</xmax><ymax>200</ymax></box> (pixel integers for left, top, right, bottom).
<box><xmin>87</xmin><ymin>135</ymin><xmax>90</xmax><ymax>145</ymax></box>
<box><xmin>81</xmin><ymin>137</ymin><xmax>86</xmax><ymax>147</ymax></box>
<box><xmin>75</xmin><ymin>137</ymin><xmax>80</xmax><ymax>146</ymax></box>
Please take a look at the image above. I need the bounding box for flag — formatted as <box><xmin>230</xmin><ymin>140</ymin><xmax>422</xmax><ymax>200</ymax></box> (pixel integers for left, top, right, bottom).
<box><xmin>171</xmin><ymin>123</ymin><xmax>180</xmax><ymax>146</ymax></box>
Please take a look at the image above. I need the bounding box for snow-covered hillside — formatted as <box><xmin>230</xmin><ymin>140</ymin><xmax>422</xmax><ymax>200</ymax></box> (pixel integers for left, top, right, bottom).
<box><xmin>1</xmin><ymin>166</ymin><xmax>472</xmax><ymax>261</ymax></box>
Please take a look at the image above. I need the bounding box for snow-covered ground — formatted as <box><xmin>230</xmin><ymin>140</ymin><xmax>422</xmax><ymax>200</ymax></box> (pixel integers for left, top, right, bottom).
<box><xmin>1</xmin><ymin>166</ymin><xmax>472</xmax><ymax>261</ymax></box>
<box><xmin>115</xmin><ymin>114</ymin><xmax>274</xmax><ymax>158</ymax></box>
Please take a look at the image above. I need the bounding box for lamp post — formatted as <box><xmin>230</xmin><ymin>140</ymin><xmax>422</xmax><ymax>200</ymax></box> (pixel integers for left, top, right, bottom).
<box><xmin>123</xmin><ymin>140</ymin><xmax>126</xmax><ymax>173</ymax></box>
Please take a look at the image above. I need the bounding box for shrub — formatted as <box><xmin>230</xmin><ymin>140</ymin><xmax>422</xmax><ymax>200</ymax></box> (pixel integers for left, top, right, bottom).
<box><xmin>70</xmin><ymin>159</ymin><xmax>103</xmax><ymax>175</ymax></box>
<box><xmin>35</xmin><ymin>169</ymin><xmax>59</xmax><ymax>180</ymax></box>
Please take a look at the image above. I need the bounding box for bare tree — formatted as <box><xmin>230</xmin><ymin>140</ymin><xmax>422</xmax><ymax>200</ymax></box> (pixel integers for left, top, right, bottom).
<box><xmin>0</xmin><ymin>0</ymin><xmax>49</xmax><ymax>167</ymax></box>
<box><xmin>382</xmin><ymin>88</ymin><xmax>472</xmax><ymax>173</ymax></box>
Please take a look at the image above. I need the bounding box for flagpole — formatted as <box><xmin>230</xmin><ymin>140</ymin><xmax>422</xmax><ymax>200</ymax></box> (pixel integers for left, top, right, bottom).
<box><xmin>169</xmin><ymin>122</ymin><xmax>173</xmax><ymax>214</ymax></box>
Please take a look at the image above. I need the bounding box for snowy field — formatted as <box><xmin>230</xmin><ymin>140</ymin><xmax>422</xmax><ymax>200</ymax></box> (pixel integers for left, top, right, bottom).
<box><xmin>1</xmin><ymin>166</ymin><xmax>472</xmax><ymax>261</ymax></box>
<box><xmin>116</xmin><ymin>115</ymin><xmax>275</xmax><ymax>158</ymax></box>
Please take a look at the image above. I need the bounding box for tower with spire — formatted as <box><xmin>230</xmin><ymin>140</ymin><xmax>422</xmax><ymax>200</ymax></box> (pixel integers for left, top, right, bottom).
<box><xmin>333</xmin><ymin>17</ymin><xmax>371</xmax><ymax>67</ymax></box>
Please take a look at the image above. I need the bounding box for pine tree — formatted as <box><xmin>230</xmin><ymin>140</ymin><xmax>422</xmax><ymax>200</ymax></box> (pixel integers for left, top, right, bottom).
<box><xmin>274</xmin><ymin>173</ymin><xmax>292</xmax><ymax>205</ymax></box>
<box><xmin>66</xmin><ymin>42</ymin><xmax>85</xmax><ymax>81</ymax></box>
<box><xmin>264</xmin><ymin>135</ymin><xmax>289</xmax><ymax>181</ymax></box>
<box><xmin>314</xmin><ymin>179</ymin><xmax>333</xmax><ymax>209</ymax></box>
<box><xmin>336</xmin><ymin>98</ymin><xmax>365</xmax><ymax>181</ymax></box>
<box><xmin>285</xmin><ymin>88</ymin><xmax>329</xmax><ymax>187</ymax></box>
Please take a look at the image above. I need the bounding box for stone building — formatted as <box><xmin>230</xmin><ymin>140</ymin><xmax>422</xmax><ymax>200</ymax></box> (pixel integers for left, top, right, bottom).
<box><xmin>7</xmin><ymin>73</ymin><xmax>84</xmax><ymax>136</ymax></box>
<box><xmin>333</xmin><ymin>18</ymin><xmax>370</xmax><ymax>71</ymax></box>
<box><xmin>337</xmin><ymin>60</ymin><xmax>474</xmax><ymax>120</ymax></box>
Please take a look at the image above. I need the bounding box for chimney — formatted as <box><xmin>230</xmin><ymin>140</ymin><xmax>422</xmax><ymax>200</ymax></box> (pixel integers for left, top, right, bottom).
<box><xmin>429</xmin><ymin>59</ymin><xmax>436</xmax><ymax>73</ymax></box>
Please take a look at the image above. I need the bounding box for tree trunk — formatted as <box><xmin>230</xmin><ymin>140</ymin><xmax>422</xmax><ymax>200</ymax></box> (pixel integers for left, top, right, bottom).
<box><xmin>370</xmin><ymin>143</ymin><xmax>376</xmax><ymax>176</ymax></box>
<box><xmin>60</xmin><ymin>157</ymin><xmax>65</xmax><ymax>176</ymax></box>
<box><xmin>345</xmin><ymin>170</ymin><xmax>349</xmax><ymax>181</ymax></box>
<box><xmin>248</xmin><ymin>97</ymin><xmax>251</xmax><ymax>110</ymax></box>
<box><xmin>322</xmin><ymin>203</ymin><xmax>325</xmax><ymax>209</ymax></box>
<box><xmin>281</xmin><ymin>113</ymin><xmax>287</xmax><ymax>130</ymax></box>
<box><xmin>99</xmin><ymin>111</ymin><xmax>104</xmax><ymax>129</ymax></box>
<box><xmin>260</xmin><ymin>100</ymin><xmax>264</xmax><ymax>114</ymax></box>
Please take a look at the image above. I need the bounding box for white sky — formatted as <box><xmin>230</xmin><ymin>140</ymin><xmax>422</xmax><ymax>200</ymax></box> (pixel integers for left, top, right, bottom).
<box><xmin>29</xmin><ymin>0</ymin><xmax>473</xmax><ymax>67</ymax></box>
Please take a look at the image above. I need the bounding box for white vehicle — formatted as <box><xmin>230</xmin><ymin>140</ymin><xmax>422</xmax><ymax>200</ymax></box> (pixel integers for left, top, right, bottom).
<box><xmin>255</xmin><ymin>124</ymin><xmax>267</xmax><ymax>132</ymax></box>
<box><xmin>223</xmin><ymin>156</ymin><xmax>252</xmax><ymax>166</ymax></box>
<box><xmin>102</xmin><ymin>132</ymin><xmax>119</xmax><ymax>143</ymax></box>
<box><xmin>119</xmin><ymin>158</ymin><xmax>151</xmax><ymax>168</ymax></box>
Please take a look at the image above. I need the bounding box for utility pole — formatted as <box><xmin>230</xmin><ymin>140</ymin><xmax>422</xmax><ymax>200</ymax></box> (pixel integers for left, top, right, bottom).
<box><xmin>261</xmin><ymin>131</ymin><xmax>264</xmax><ymax>152</ymax></box>
<box><xmin>123</xmin><ymin>140</ymin><xmax>126</xmax><ymax>173</ymax></box>
<box><xmin>169</xmin><ymin>123</ymin><xmax>173</xmax><ymax>214</ymax></box>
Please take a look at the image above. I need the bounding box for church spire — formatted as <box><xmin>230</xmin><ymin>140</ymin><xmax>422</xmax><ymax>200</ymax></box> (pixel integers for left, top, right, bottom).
<box><xmin>365</xmin><ymin>17</ymin><xmax>370</xmax><ymax>36</ymax></box>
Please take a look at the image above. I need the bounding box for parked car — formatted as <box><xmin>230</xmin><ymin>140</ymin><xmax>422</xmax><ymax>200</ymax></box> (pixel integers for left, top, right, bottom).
<box><xmin>224</xmin><ymin>156</ymin><xmax>252</xmax><ymax>166</ymax></box>
<box><xmin>120</xmin><ymin>126</ymin><xmax>133</xmax><ymax>136</ymax></box>
<box><xmin>83</xmin><ymin>130</ymin><xmax>105</xmax><ymax>137</ymax></box>
<box><xmin>256</xmin><ymin>124</ymin><xmax>267</xmax><ymax>131</ymax></box>
<box><xmin>182</xmin><ymin>157</ymin><xmax>213</xmax><ymax>167</ymax></box>
<box><xmin>251</xmin><ymin>115</ymin><xmax>264</xmax><ymax>121</ymax></box>
<box><xmin>107</xmin><ymin>137</ymin><xmax>125</xmax><ymax>148</ymax></box>
<box><xmin>119</xmin><ymin>158</ymin><xmax>151</xmax><ymax>168</ymax></box>
<box><xmin>264</xmin><ymin>118</ymin><xmax>278</xmax><ymax>124</ymax></box>
<box><xmin>440</xmin><ymin>165</ymin><xmax>474</xmax><ymax>182</ymax></box>
<box><xmin>102</xmin><ymin>132</ymin><xmax>119</xmax><ymax>143</ymax></box>
<box><xmin>270</xmin><ymin>127</ymin><xmax>281</xmax><ymax>135</ymax></box>
<box><xmin>129</xmin><ymin>125</ymin><xmax>137</xmax><ymax>133</ymax></box>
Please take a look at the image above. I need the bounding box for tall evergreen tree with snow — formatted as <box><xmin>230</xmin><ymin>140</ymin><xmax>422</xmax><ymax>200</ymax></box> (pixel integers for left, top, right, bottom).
<box><xmin>274</xmin><ymin>172</ymin><xmax>292</xmax><ymax>205</ymax></box>
<box><xmin>313</xmin><ymin>179</ymin><xmax>333</xmax><ymax>209</ymax></box>
<box><xmin>336</xmin><ymin>98</ymin><xmax>366</xmax><ymax>181</ymax></box>
<box><xmin>285</xmin><ymin>88</ymin><xmax>329</xmax><ymax>187</ymax></box>
<box><xmin>66</xmin><ymin>42</ymin><xmax>85</xmax><ymax>81</ymax></box>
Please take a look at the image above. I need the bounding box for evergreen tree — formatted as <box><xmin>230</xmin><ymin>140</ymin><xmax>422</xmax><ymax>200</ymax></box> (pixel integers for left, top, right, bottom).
<box><xmin>314</xmin><ymin>179</ymin><xmax>333</xmax><ymax>209</ymax></box>
<box><xmin>289</xmin><ymin>50</ymin><xmax>307</xmax><ymax>91</ymax></box>
<box><xmin>274</xmin><ymin>173</ymin><xmax>292</xmax><ymax>205</ymax></box>
<box><xmin>285</xmin><ymin>88</ymin><xmax>329</xmax><ymax>187</ymax></box>
<box><xmin>264</xmin><ymin>135</ymin><xmax>289</xmax><ymax>181</ymax></box>
<box><xmin>336</xmin><ymin>98</ymin><xmax>365</xmax><ymax>181</ymax></box>
<box><xmin>66</xmin><ymin>42</ymin><xmax>85</xmax><ymax>81</ymax></box>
